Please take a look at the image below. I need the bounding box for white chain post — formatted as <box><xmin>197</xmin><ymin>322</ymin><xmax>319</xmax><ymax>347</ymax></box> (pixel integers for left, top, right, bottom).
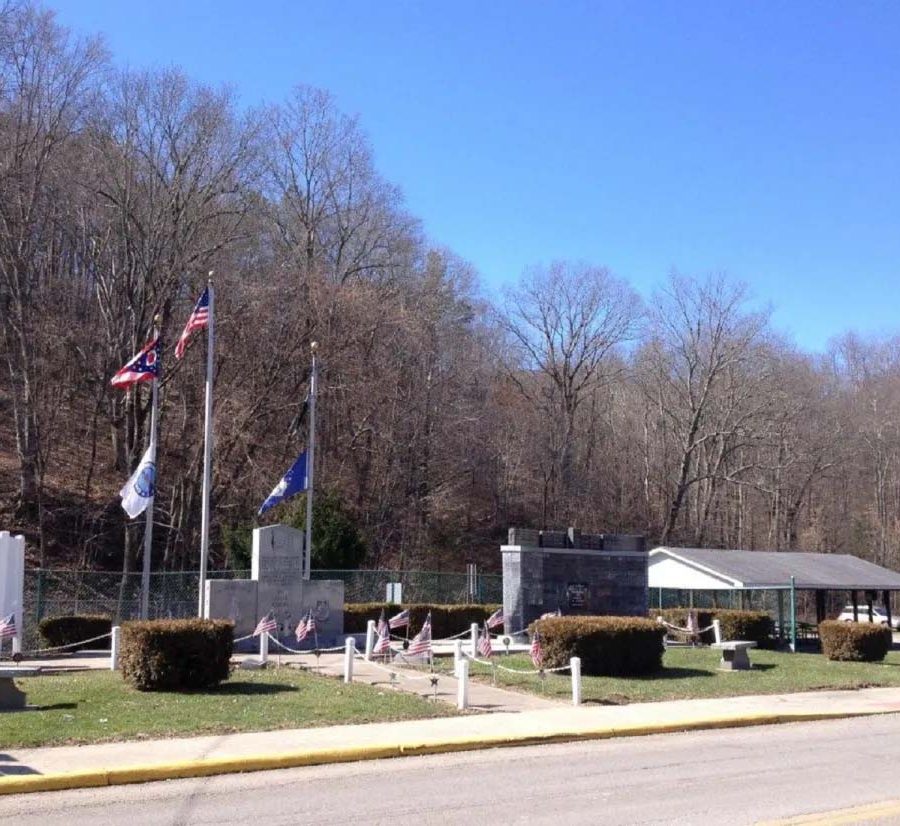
<box><xmin>713</xmin><ymin>619</ymin><xmax>722</xmax><ymax>644</ymax></box>
<box><xmin>11</xmin><ymin>634</ymin><xmax>21</xmax><ymax>656</ymax></box>
<box><xmin>110</xmin><ymin>626</ymin><xmax>121</xmax><ymax>670</ymax></box>
<box><xmin>570</xmin><ymin>656</ymin><xmax>582</xmax><ymax>706</ymax></box>
<box><xmin>259</xmin><ymin>631</ymin><xmax>269</xmax><ymax>665</ymax></box>
<box><xmin>457</xmin><ymin>659</ymin><xmax>469</xmax><ymax>710</ymax></box>
<box><xmin>470</xmin><ymin>623</ymin><xmax>479</xmax><ymax>658</ymax></box>
<box><xmin>344</xmin><ymin>637</ymin><xmax>354</xmax><ymax>683</ymax></box>
<box><xmin>453</xmin><ymin>639</ymin><xmax>463</xmax><ymax>677</ymax></box>
<box><xmin>365</xmin><ymin>620</ymin><xmax>376</xmax><ymax>661</ymax></box>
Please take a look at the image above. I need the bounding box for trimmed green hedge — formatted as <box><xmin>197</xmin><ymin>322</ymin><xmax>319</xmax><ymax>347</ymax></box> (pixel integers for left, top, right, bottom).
<box><xmin>533</xmin><ymin>616</ymin><xmax>665</xmax><ymax>676</ymax></box>
<box><xmin>120</xmin><ymin>619</ymin><xmax>233</xmax><ymax>691</ymax></box>
<box><xmin>651</xmin><ymin>608</ymin><xmax>775</xmax><ymax>648</ymax></box>
<box><xmin>344</xmin><ymin>603</ymin><xmax>502</xmax><ymax>638</ymax></box>
<box><xmin>819</xmin><ymin>620</ymin><xmax>892</xmax><ymax>662</ymax></box>
<box><xmin>38</xmin><ymin>615</ymin><xmax>112</xmax><ymax>651</ymax></box>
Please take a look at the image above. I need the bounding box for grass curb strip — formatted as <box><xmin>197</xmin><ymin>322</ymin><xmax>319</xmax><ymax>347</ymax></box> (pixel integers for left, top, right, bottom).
<box><xmin>0</xmin><ymin>708</ymin><xmax>881</xmax><ymax>796</ymax></box>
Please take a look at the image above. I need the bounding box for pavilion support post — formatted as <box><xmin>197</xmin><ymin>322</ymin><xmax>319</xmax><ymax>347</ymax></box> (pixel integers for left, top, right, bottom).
<box><xmin>815</xmin><ymin>590</ymin><xmax>826</xmax><ymax>625</ymax></box>
<box><xmin>789</xmin><ymin>576</ymin><xmax>797</xmax><ymax>653</ymax></box>
<box><xmin>866</xmin><ymin>591</ymin><xmax>875</xmax><ymax>623</ymax></box>
<box><xmin>777</xmin><ymin>590</ymin><xmax>785</xmax><ymax>642</ymax></box>
<box><xmin>851</xmin><ymin>591</ymin><xmax>859</xmax><ymax>622</ymax></box>
<box><xmin>884</xmin><ymin>590</ymin><xmax>892</xmax><ymax>630</ymax></box>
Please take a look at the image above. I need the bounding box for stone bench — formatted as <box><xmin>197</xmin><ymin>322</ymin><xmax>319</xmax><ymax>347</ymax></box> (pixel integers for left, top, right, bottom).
<box><xmin>710</xmin><ymin>641</ymin><xmax>757</xmax><ymax>671</ymax></box>
<box><xmin>0</xmin><ymin>667</ymin><xmax>42</xmax><ymax>710</ymax></box>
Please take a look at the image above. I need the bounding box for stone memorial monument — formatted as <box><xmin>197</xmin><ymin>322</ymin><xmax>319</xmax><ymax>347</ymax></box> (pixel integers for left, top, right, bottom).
<box><xmin>205</xmin><ymin>525</ymin><xmax>344</xmax><ymax>649</ymax></box>
<box><xmin>0</xmin><ymin>531</ymin><xmax>25</xmax><ymax>654</ymax></box>
<box><xmin>502</xmin><ymin>526</ymin><xmax>647</xmax><ymax>634</ymax></box>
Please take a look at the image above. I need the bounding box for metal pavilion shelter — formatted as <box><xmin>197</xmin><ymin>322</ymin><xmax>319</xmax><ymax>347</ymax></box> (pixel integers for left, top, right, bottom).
<box><xmin>648</xmin><ymin>546</ymin><xmax>900</xmax><ymax>648</ymax></box>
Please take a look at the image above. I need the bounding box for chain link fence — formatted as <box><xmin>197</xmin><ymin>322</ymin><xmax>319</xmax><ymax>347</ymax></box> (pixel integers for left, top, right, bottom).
<box><xmin>21</xmin><ymin>568</ymin><xmax>503</xmax><ymax>649</ymax></box>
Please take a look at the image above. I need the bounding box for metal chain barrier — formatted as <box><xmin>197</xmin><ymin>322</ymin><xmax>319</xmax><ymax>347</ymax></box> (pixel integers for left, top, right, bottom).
<box><xmin>21</xmin><ymin>631</ymin><xmax>113</xmax><ymax>657</ymax></box>
<box><xmin>266</xmin><ymin>633</ymin><xmax>345</xmax><ymax>654</ymax></box>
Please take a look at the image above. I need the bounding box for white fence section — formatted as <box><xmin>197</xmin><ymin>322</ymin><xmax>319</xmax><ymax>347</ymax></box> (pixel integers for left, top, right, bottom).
<box><xmin>570</xmin><ymin>656</ymin><xmax>582</xmax><ymax>706</ymax></box>
<box><xmin>0</xmin><ymin>531</ymin><xmax>25</xmax><ymax>655</ymax></box>
<box><xmin>110</xmin><ymin>625</ymin><xmax>121</xmax><ymax>670</ymax></box>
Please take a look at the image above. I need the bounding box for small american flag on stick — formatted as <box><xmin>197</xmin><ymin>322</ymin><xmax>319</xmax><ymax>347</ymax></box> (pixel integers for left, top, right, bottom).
<box><xmin>254</xmin><ymin>612</ymin><xmax>277</xmax><ymax>637</ymax></box>
<box><xmin>407</xmin><ymin>613</ymin><xmax>432</xmax><ymax>656</ymax></box>
<box><xmin>388</xmin><ymin>609</ymin><xmax>410</xmax><ymax>629</ymax></box>
<box><xmin>295</xmin><ymin>610</ymin><xmax>312</xmax><ymax>642</ymax></box>
<box><xmin>175</xmin><ymin>286</ymin><xmax>210</xmax><ymax>359</ymax></box>
<box><xmin>530</xmin><ymin>630</ymin><xmax>543</xmax><ymax>668</ymax></box>
<box><xmin>373</xmin><ymin>611</ymin><xmax>391</xmax><ymax>655</ymax></box>
<box><xmin>0</xmin><ymin>613</ymin><xmax>16</xmax><ymax>640</ymax></box>
<box><xmin>486</xmin><ymin>608</ymin><xmax>504</xmax><ymax>629</ymax></box>
<box><xmin>478</xmin><ymin>622</ymin><xmax>493</xmax><ymax>658</ymax></box>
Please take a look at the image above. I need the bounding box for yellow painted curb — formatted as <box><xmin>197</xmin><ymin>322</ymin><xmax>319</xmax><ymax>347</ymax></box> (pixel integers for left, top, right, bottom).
<box><xmin>0</xmin><ymin>708</ymin><xmax>884</xmax><ymax>797</ymax></box>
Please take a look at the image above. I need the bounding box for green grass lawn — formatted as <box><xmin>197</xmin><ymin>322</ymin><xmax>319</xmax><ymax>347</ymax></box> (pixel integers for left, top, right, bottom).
<box><xmin>0</xmin><ymin>666</ymin><xmax>455</xmax><ymax>749</ymax></box>
<box><xmin>459</xmin><ymin>647</ymin><xmax>900</xmax><ymax>704</ymax></box>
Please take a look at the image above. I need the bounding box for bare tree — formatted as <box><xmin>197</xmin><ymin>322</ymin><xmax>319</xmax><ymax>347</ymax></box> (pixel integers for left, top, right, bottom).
<box><xmin>497</xmin><ymin>261</ymin><xmax>642</xmax><ymax>524</ymax></box>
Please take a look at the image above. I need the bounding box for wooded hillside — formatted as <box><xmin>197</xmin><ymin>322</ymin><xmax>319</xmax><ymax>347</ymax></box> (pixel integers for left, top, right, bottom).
<box><xmin>2</xmin><ymin>3</ymin><xmax>900</xmax><ymax>574</ymax></box>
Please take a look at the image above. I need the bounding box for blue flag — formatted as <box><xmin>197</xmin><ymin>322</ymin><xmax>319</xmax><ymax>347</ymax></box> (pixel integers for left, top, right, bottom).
<box><xmin>258</xmin><ymin>450</ymin><xmax>308</xmax><ymax>516</ymax></box>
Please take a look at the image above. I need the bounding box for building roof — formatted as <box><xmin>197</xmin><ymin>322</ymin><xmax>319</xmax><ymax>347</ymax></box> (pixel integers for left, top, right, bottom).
<box><xmin>649</xmin><ymin>546</ymin><xmax>900</xmax><ymax>591</ymax></box>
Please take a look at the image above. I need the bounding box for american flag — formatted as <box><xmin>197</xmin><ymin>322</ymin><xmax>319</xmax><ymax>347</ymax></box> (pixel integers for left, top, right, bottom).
<box><xmin>111</xmin><ymin>337</ymin><xmax>161</xmax><ymax>389</ymax></box>
<box><xmin>175</xmin><ymin>287</ymin><xmax>210</xmax><ymax>359</ymax></box>
<box><xmin>486</xmin><ymin>608</ymin><xmax>505</xmax><ymax>629</ymax></box>
<box><xmin>388</xmin><ymin>608</ymin><xmax>410</xmax><ymax>629</ymax></box>
<box><xmin>254</xmin><ymin>612</ymin><xmax>277</xmax><ymax>637</ymax></box>
<box><xmin>0</xmin><ymin>613</ymin><xmax>16</xmax><ymax>639</ymax></box>
<box><xmin>295</xmin><ymin>610</ymin><xmax>312</xmax><ymax>642</ymax></box>
<box><xmin>407</xmin><ymin>613</ymin><xmax>432</xmax><ymax>656</ymax></box>
<box><xmin>530</xmin><ymin>630</ymin><xmax>543</xmax><ymax>668</ymax></box>
<box><xmin>373</xmin><ymin>611</ymin><xmax>391</xmax><ymax>655</ymax></box>
<box><xmin>478</xmin><ymin>622</ymin><xmax>493</xmax><ymax>658</ymax></box>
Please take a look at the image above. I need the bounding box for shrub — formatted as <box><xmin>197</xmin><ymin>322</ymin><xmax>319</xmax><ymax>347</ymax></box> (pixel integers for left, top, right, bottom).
<box><xmin>120</xmin><ymin>619</ymin><xmax>233</xmax><ymax>691</ymax></box>
<box><xmin>649</xmin><ymin>608</ymin><xmax>775</xmax><ymax>648</ymax></box>
<box><xmin>650</xmin><ymin>609</ymin><xmax>716</xmax><ymax>644</ymax></box>
<box><xmin>714</xmin><ymin>611</ymin><xmax>775</xmax><ymax>648</ymax></box>
<box><xmin>343</xmin><ymin>603</ymin><xmax>502</xmax><ymax>638</ymax></box>
<box><xmin>533</xmin><ymin>616</ymin><xmax>665</xmax><ymax>676</ymax></box>
<box><xmin>38</xmin><ymin>615</ymin><xmax>112</xmax><ymax>651</ymax></box>
<box><xmin>819</xmin><ymin>620</ymin><xmax>891</xmax><ymax>662</ymax></box>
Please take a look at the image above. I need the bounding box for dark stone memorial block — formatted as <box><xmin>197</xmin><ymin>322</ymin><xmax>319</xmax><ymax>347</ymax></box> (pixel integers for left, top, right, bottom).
<box><xmin>501</xmin><ymin>528</ymin><xmax>647</xmax><ymax>634</ymax></box>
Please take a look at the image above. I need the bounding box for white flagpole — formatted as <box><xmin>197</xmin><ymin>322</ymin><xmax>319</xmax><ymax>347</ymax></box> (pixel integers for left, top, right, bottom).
<box><xmin>198</xmin><ymin>273</ymin><xmax>215</xmax><ymax>617</ymax></box>
<box><xmin>140</xmin><ymin>316</ymin><xmax>161</xmax><ymax>620</ymax></box>
<box><xmin>304</xmin><ymin>342</ymin><xmax>318</xmax><ymax>581</ymax></box>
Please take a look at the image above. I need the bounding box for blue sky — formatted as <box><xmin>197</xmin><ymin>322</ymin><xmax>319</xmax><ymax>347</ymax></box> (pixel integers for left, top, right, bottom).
<box><xmin>51</xmin><ymin>1</ymin><xmax>900</xmax><ymax>352</ymax></box>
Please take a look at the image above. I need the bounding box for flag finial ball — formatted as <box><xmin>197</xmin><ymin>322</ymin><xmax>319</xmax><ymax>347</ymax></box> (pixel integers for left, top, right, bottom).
<box><xmin>311</xmin><ymin>340</ymin><xmax>319</xmax><ymax>353</ymax></box>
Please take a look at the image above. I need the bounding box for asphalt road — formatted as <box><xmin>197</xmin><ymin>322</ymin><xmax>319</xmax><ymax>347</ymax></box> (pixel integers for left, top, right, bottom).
<box><xmin>4</xmin><ymin>715</ymin><xmax>900</xmax><ymax>825</ymax></box>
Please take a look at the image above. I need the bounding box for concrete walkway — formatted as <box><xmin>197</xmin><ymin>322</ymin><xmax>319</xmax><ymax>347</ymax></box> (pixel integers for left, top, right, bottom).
<box><xmin>3</xmin><ymin>686</ymin><xmax>900</xmax><ymax>795</ymax></box>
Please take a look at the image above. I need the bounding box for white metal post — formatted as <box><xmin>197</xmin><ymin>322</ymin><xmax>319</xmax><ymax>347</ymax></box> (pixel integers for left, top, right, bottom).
<box><xmin>571</xmin><ymin>656</ymin><xmax>582</xmax><ymax>706</ymax></box>
<box><xmin>453</xmin><ymin>639</ymin><xmax>463</xmax><ymax>677</ymax></box>
<box><xmin>303</xmin><ymin>346</ymin><xmax>317</xmax><ymax>582</ymax></box>
<box><xmin>365</xmin><ymin>619</ymin><xmax>376</xmax><ymax>660</ymax></box>
<box><xmin>344</xmin><ymin>638</ymin><xmax>354</xmax><ymax>683</ymax></box>
<box><xmin>457</xmin><ymin>659</ymin><xmax>469</xmax><ymax>710</ymax></box>
<box><xmin>110</xmin><ymin>625</ymin><xmax>121</xmax><ymax>670</ymax></box>
<box><xmin>259</xmin><ymin>631</ymin><xmax>269</xmax><ymax>665</ymax></box>
<box><xmin>197</xmin><ymin>275</ymin><xmax>215</xmax><ymax>617</ymax></box>
<box><xmin>712</xmin><ymin>619</ymin><xmax>722</xmax><ymax>644</ymax></box>
<box><xmin>470</xmin><ymin>623</ymin><xmax>479</xmax><ymax>658</ymax></box>
<box><xmin>140</xmin><ymin>318</ymin><xmax>161</xmax><ymax>621</ymax></box>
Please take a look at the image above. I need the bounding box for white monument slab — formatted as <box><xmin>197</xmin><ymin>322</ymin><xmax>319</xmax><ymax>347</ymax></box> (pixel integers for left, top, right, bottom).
<box><xmin>253</xmin><ymin>525</ymin><xmax>304</xmax><ymax>637</ymax></box>
<box><xmin>0</xmin><ymin>531</ymin><xmax>25</xmax><ymax>653</ymax></box>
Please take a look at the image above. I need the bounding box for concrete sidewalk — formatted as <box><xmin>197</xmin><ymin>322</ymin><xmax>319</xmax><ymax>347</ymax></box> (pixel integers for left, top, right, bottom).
<box><xmin>3</xmin><ymin>686</ymin><xmax>900</xmax><ymax>796</ymax></box>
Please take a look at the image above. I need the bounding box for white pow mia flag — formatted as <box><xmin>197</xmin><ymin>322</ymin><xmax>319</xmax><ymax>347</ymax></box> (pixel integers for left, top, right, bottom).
<box><xmin>120</xmin><ymin>445</ymin><xmax>156</xmax><ymax>519</ymax></box>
